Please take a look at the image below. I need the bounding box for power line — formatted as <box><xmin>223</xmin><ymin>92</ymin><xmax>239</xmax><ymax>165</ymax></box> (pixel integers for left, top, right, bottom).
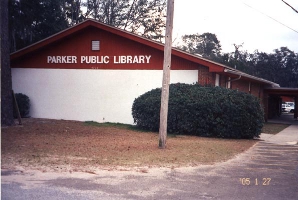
<box><xmin>281</xmin><ymin>0</ymin><xmax>298</xmax><ymax>14</ymax></box>
<box><xmin>241</xmin><ymin>1</ymin><xmax>298</xmax><ymax>34</ymax></box>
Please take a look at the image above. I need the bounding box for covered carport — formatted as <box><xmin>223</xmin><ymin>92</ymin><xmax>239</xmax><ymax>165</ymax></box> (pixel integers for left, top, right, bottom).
<box><xmin>264</xmin><ymin>88</ymin><xmax>298</xmax><ymax>121</ymax></box>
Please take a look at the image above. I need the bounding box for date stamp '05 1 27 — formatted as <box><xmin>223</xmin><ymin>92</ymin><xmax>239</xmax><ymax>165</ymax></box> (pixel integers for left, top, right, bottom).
<box><xmin>240</xmin><ymin>178</ymin><xmax>271</xmax><ymax>186</ymax></box>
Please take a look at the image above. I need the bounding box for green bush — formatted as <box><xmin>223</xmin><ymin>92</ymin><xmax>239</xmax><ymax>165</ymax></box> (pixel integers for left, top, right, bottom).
<box><xmin>13</xmin><ymin>93</ymin><xmax>30</xmax><ymax>118</ymax></box>
<box><xmin>132</xmin><ymin>83</ymin><xmax>264</xmax><ymax>139</ymax></box>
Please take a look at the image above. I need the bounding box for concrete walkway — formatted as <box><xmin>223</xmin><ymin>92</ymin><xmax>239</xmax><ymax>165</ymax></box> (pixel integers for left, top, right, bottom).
<box><xmin>260</xmin><ymin>125</ymin><xmax>298</xmax><ymax>145</ymax></box>
<box><xmin>260</xmin><ymin>113</ymin><xmax>298</xmax><ymax>145</ymax></box>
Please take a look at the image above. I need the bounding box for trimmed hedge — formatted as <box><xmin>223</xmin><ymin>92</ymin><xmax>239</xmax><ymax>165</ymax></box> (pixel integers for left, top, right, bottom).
<box><xmin>13</xmin><ymin>93</ymin><xmax>30</xmax><ymax>118</ymax></box>
<box><xmin>132</xmin><ymin>83</ymin><xmax>264</xmax><ymax>139</ymax></box>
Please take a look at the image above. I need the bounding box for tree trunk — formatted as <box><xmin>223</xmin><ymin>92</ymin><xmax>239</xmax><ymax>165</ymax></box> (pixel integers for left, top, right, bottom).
<box><xmin>1</xmin><ymin>0</ymin><xmax>14</xmax><ymax>126</ymax></box>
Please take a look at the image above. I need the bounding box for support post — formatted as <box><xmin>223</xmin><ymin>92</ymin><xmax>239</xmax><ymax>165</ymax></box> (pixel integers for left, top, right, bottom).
<box><xmin>159</xmin><ymin>0</ymin><xmax>174</xmax><ymax>149</ymax></box>
<box><xmin>263</xmin><ymin>92</ymin><xmax>269</xmax><ymax>122</ymax></box>
<box><xmin>294</xmin><ymin>95</ymin><xmax>298</xmax><ymax>120</ymax></box>
<box><xmin>12</xmin><ymin>90</ymin><xmax>22</xmax><ymax>125</ymax></box>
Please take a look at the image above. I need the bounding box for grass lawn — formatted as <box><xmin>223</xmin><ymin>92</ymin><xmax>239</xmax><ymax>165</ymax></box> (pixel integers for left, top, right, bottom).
<box><xmin>1</xmin><ymin>118</ymin><xmax>288</xmax><ymax>171</ymax></box>
<box><xmin>261</xmin><ymin>123</ymin><xmax>290</xmax><ymax>134</ymax></box>
<box><xmin>1</xmin><ymin>118</ymin><xmax>259</xmax><ymax>172</ymax></box>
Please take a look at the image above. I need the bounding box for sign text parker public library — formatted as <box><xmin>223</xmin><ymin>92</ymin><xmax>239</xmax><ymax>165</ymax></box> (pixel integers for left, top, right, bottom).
<box><xmin>47</xmin><ymin>55</ymin><xmax>152</xmax><ymax>64</ymax></box>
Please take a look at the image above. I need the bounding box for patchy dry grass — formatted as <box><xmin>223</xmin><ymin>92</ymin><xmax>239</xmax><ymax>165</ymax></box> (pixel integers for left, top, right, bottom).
<box><xmin>1</xmin><ymin>118</ymin><xmax>257</xmax><ymax>172</ymax></box>
<box><xmin>262</xmin><ymin>123</ymin><xmax>290</xmax><ymax>135</ymax></box>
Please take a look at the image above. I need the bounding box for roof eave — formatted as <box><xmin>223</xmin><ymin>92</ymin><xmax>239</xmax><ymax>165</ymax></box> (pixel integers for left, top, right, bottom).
<box><xmin>10</xmin><ymin>19</ymin><xmax>164</xmax><ymax>60</ymax></box>
<box><xmin>10</xmin><ymin>19</ymin><xmax>279</xmax><ymax>87</ymax></box>
<box><xmin>223</xmin><ymin>68</ymin><xmax>280</xmax><ymax>87</ymax></box>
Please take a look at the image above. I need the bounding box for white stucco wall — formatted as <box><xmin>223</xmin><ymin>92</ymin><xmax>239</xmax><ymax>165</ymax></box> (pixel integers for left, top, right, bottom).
<box><xmin>12</xmin><ymin>69</ymin><xmax>198</xmax><ymax>124</ymax></box>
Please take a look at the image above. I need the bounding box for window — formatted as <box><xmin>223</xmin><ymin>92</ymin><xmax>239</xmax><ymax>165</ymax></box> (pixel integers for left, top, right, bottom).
<box><xmin>92</xmin><ymin>40</ymin><xmax>100</xmax><ymax>51</ymax></box>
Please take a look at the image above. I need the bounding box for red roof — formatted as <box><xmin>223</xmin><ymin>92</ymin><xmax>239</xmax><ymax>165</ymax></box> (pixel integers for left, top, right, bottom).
<box><xmin>10</xmin><ymin>19</ymin><xmax>279</xmax><ymax>87</ymax></box>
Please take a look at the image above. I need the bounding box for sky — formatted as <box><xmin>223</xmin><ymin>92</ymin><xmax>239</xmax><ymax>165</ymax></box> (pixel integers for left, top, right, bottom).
<box><xmin>172</xmin><ymin>0</ymin><xmax>298</xmax><ymax>54</ymax></box>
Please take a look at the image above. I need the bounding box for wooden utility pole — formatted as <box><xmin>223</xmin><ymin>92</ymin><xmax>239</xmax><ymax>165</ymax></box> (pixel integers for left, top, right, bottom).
<box><xmin>159</xmin><ymin>0</ymin><xmax>174</xmax><ymax>149</ymax></box>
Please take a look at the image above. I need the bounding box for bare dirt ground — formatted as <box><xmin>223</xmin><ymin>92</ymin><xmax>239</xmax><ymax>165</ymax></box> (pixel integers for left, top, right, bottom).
<box><xmin>1</xmin><ymin>118</ymin><xmax>257</xmax><ymax>172</ymax></box>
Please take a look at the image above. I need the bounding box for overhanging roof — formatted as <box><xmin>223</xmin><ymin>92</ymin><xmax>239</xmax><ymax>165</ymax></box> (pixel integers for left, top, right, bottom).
<box><xmin>264</xmin><ymin>87</ymin><xmax>298</xmax><ymax>96</ymax></box>
<box><xmin>223</xmin><ymin>69</ymin><xmax>280</xmax><ymax>87</ymax></box>
<box><xmin>10</xmin><ymin>19</ymin><xmax>280</xmax><ymax>87</ymax></box>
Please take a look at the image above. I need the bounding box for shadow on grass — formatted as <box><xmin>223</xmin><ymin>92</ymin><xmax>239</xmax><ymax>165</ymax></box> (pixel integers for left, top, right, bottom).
<box><xmin>87</xmin><ymin>121</ymin><xmax>278</xmax><ymax>139</ymax></box>
<box><xmin>84</xmin><ymin>121</ymin><xmax>178</xmax><ymax>137</ymax></box>
<box><xmin>262</xmin><ymin>123</ymin><xmax>290</xmax><ymax>135</ymax></box>
<box><xmin>84</xmin><ymin>121</ymin><xmax>138</xmax><ymax>130</ymax></box>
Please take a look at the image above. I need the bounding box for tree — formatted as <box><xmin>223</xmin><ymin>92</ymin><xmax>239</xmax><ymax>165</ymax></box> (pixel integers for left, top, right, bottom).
<box><xmin>1</xmin><ymin>0</ymin><xmax>14</xmax><ymax>126</ymax></box>
<box><xmin>123</xmin><ymin>0</ymin><xmax>166</xmax><ymax>41</ymax></box>
<box><xmin>220</xmin><ymin>43</ymin><xmax>254</xmax><ymax>74</ymax></box>
<box><xmin>84</xmin><ymin>0</ymin><xmax>129</xmax><ymax>27</ymax></box>
<box><xmin>9</xmin><ymin>0</ymin><xmax>69</xmax><ymax>52</ymax></box>
<box><xmin>252</xmin><ymin>47</ymin><xmax>298</xmax><ymax>87</ymax></box>
<box><xmin>221</xmin><ymin>47</ymin><xmax>298</xmax><ymax>88</ymax></box>
<box><xmin>9</xmin><ymin>0</ymin><xmax>167</xmax><ymax>50</ymax></box>
<box><xmin>63</xmin><ymin>0</ymin><xmax>85</xmax><ymax>26</ymax></box>
<box><xmin>178</xmin><ymin>32</ymin><xmax>222</xmax><ymax>59</ymax></box>
<box><xmin>83</xmin><ymin>0</ymin><xmax>166</xmax><ymax>41</ymax></box>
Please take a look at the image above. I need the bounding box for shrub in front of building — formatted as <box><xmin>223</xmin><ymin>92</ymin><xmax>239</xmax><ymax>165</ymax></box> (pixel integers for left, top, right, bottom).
<box><xmin>132</xmin><ymin>83</ymin><xmax>264</xmax><ymax>139</ymax></box>
<box><xmin>13</xmin><ymin>93</ymin><xmax>30</xmax><ymax>118</ymax></box>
